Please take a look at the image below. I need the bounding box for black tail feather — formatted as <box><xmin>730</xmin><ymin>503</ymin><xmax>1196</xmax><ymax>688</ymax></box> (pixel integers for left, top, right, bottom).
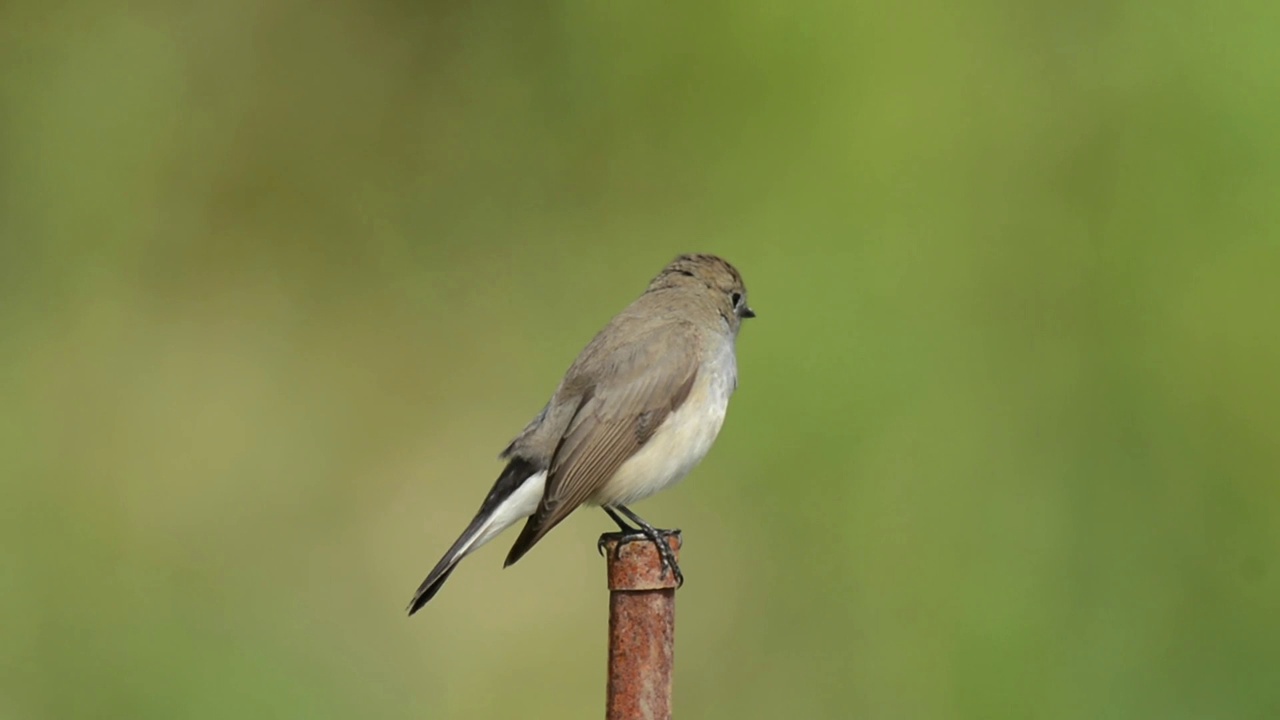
<box><xmin>406</xmin><ymin>457</ymin><xmax>541</xmax><ymax>615</ymax></box>
<box><xmin>407</xmin><ymin>561</ymin><xmax>460</xmax><ymax>615</ymax></box>
<box><xmin>406</xmin><ymin>514</ymin><xmax>483</xmax><ymax>615</ymax></box>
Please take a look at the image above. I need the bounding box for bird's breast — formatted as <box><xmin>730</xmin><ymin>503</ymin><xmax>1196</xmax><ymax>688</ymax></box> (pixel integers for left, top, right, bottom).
<box><xmin>592</xmin><ymin>340</ymin><xmax>737</xmax><ymax>507</ymax></box>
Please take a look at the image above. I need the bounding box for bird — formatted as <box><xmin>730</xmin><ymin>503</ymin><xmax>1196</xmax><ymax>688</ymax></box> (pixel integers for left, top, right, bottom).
<box><xmin>407</xmin><ymin>253</ymin><xmax>754</xmax><ymax>614</ymax></box>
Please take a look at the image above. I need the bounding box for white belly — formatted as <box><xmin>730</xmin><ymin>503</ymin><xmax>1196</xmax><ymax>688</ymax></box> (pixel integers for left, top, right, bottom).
<box><xmin>591</xmin><ymin>341</ymin><xmax>737</xmax><ymax>507</ymax></box>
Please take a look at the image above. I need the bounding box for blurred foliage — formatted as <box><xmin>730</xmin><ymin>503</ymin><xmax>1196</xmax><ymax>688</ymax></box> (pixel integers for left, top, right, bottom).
<box><xmin>2</xmin><ymin>0</ymin><xmax>1278</xmax><ymax>718</ymax></box>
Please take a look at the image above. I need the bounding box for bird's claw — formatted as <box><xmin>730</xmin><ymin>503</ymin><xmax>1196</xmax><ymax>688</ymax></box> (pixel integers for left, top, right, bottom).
<box><xmin>596</xmin><ymin>535</ymin><xmax>609</xmax><ymax>557</ymax></box>
<box><xmin>603</xmin><ymin>528</ymin><xmax>683</xmax><ymax>586</ymax></box>
<box><xmin>653</xmin><ymin>532</ymin><xmax>684</xmax><ymax>587</ymax></box>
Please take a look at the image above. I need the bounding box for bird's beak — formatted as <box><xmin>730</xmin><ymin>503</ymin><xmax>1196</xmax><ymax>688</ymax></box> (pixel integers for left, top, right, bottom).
<box><xmin>739</xmin><ymin>306</ymin><xmax>756</xmax><ymax>319</ymax></box>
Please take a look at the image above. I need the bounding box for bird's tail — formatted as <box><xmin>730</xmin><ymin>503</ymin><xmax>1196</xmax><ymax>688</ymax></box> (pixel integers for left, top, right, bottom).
<box><xmin>406</xmin><ymin>462</ymin><xmax>546</xmax><ymax>615</ymax></box>
<box><xmin>406</xmin><ymin>524</ymin><xmax>480</xmax><ymax>614</ymax></box>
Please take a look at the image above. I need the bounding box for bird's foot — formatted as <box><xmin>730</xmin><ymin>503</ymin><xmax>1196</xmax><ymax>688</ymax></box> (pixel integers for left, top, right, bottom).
<box><xmin>598</xmin><ymin>527</ymin><xmax>683</xmax><ymax>587</ymax></box>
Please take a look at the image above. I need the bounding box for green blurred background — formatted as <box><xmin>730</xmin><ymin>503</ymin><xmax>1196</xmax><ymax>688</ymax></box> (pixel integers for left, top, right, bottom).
<box><xmin>2</xmin><ymin>0</ymin><xmax>1278</xmax><ymax>718</ymax></box>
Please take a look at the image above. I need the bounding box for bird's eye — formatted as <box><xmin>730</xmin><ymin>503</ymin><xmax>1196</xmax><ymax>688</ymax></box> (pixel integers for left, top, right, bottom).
<box><xmin>731</xmin><ymin>292</ymin><xmax>743</xmax><ymax>307</ymax></box>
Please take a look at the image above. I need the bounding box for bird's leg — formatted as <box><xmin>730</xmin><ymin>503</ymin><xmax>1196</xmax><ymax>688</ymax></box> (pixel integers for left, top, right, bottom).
<box><xmin>604</xmin><ymin>506</ymin><xmax>638</xmax><ymax>533</ymax></box>
<box><xmin>598</xmin><ymin>507</ymin><xmax>639</xmax><ymax>556</ymax></box>
<box><xmin>613</xmin><ymin>505</ymin><xmax>683</xmax><ymax>587</ymax></box>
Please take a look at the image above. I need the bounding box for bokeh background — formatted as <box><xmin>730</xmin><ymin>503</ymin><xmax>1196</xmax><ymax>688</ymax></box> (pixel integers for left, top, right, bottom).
<box><xmin>3</xmin><ymin>0</ymin><xmax>1278</xmax><ymax>718</ymax></box>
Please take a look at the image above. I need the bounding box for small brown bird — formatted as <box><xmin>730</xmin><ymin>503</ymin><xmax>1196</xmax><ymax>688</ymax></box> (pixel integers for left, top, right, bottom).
<box><xmin>407</xmin><ymin>254</ymin><xmax>754</xmax><ymax>614</ymax></box>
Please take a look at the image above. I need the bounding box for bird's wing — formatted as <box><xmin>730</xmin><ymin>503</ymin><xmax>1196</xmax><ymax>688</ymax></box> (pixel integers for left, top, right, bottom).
<box><xmin>503</xmin><ymin>328</ymin><xmax>699</xmax><ymax>565</ymax></box>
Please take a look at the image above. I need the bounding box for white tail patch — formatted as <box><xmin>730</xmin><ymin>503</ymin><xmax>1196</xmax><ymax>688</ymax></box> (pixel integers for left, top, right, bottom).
<box><xmin>452</xmin><ymin>470</ymin><xmax>547</xmax><ymax>562</ymax></box>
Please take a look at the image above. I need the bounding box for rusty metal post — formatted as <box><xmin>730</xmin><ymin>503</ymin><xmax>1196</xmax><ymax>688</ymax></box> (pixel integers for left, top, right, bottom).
<box><xmin>600</xmin><ymin>531</ymin><xmax>681</xmax><ymax>720</ymax></box>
